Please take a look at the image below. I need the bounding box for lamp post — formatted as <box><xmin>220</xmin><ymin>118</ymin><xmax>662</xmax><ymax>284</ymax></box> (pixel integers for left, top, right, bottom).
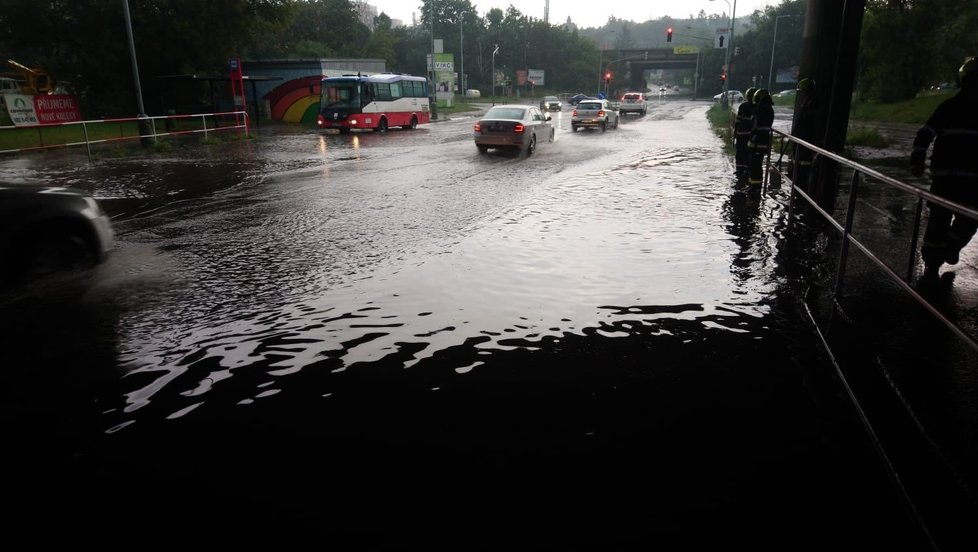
<box><xmin>597</xmin><ymin>30</ymin><xmax>615</xmax><ymax>96</ymax></box>
<box><xmin>710</xmin><ymin>0</ymin><xmax>736</xmax><ymax>108</ymax></box>
<box><xmin>767</xmin><ymin>15</ymin><xmax>795</xmax><ymax>91</ymax></box>
<box><xmin>122</xmin><ymin>0</ymin><xmax>151</xmax><ymax>146</ymax></box>
<box><xmin>492</xmin><ymin>44</ymin><xmax>499</xmax><ymax>106</ymax></box>
<box><xmin>460</xmin><ymin>16</ymin><xmax>464</xmax><ymax>102</ymax></box>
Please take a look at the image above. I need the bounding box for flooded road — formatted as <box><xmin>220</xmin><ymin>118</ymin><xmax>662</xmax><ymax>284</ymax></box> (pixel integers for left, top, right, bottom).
<box><xmin>1</xmin><ymin>101</ymin><xmax>927</xmax><ymax>546</ymax></box>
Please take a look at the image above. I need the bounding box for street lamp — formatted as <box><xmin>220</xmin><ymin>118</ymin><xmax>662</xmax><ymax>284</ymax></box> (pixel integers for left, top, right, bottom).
<box><xmin>767</xmin><ymin>15</ymin><xmax>796</xmax><ymax>91</ymax></box>
<box><xmin>492</xmin><ymin>44</ymin><xmax>499</xmax><ymax>106</ymax></box>
<box><xmin>710</xmin><ymin>0</ymin><xmax>736</xmax><ymax>108</ymax></box>
<box><xmin>597</xmin><ymin>30</ymin><xmax>615</xmax><ymax>96</ymax></box>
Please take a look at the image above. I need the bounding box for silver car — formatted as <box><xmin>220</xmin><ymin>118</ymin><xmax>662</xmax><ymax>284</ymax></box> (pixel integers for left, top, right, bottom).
<box><xmin>0</xmin><ymin>184</ymin><xmax>114</xmax><ymax>288</ymax></box>
<box><xmin>474</xmin><ymin>105</ymin><xmax>554</xmax><ymax>156</ymax></box>
<box><xmin>571</xmin><ymin>99</ymin><xmax>620</xmax><ymax>132</ymax></box>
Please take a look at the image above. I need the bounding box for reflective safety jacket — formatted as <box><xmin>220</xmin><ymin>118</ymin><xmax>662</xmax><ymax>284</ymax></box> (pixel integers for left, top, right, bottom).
<box><xmin>912</xmin><ymin>88</ymin><xmax>978</xmax><ymax>178</ymax></box>
<box><xmin>750</xmin><ymin>96</ymin><xmax>774</xmax><ymax>149</ymax></box>
<box><xmin>735</xmin><ymin>101</ymin><xmax>755</xmax><ymax>139</ymax></box>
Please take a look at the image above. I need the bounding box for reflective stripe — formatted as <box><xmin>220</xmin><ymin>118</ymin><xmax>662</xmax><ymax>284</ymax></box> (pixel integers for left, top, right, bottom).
<box><xmin>921</xmin><ymin>125</ymin><xmax>937</xmax><ymax>138</ymax></box>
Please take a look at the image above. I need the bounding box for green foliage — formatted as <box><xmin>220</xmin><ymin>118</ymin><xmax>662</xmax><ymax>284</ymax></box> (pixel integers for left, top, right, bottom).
<box><xmin>846</xmin><ymin>126</ymin><xmax>891</xmax><ymax>148</ymax></box>
<box><xmin>851</xmin><ymin>91</ymin><xmax>953</xmax><ymax>124</ymax></box>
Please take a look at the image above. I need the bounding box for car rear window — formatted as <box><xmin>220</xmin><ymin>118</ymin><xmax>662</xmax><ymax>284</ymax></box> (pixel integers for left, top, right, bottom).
<box><xmin>624</xmin><ymin>94</ymin><xmax>641</xmax><ymax>100</ymax></box>
<box><xmin>578</xmin><ymin>102</ymin><xmax>601</xmax><ymax>110</ymax></box>
<box><xmin>485</xmin><ymin>107</ymin><xmax>526</xmax><ymax>119</ymax></box>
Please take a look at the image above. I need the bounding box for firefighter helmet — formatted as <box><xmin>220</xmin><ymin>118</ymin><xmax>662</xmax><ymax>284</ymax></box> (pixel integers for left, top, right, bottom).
<box><xmin>745</xmin><ymin>87</ymin><xmax>757</xmax><ymax>103</ymax></box>
<box><xmin>753</xmin><ymin>88</ymin><xmax>771</xmax><ymax>103</ymax></box>
<box><xmin>797</xmin><ymin>78</ymin><xmax>814</xmax><ymax>92</ymax></box>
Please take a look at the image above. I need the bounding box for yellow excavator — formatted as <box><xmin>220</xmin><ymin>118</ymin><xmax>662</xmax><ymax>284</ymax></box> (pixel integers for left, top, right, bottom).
<box><xmin>6</xmin><ymin>59</ymin><xmax>55</xmax><ymax>95</ymax></box>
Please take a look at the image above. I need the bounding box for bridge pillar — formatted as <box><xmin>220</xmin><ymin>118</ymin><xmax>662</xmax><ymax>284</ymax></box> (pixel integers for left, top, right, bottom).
<box><xmin>793</xmin><ymin>0</ymin><xmax>866</xmax><ymax>210</ymax></box>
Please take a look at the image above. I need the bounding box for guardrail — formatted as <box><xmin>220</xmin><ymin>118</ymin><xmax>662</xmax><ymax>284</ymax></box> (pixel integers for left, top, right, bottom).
<box><xmin>0</xmin><ymin>110</ymin><xmax>249</xmax><ymax>161</ymax></box>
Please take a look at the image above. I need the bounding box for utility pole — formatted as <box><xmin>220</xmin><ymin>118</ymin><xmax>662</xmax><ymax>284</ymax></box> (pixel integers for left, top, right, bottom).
<box><xmin>122</xmin><ymin>0</ymin><xmax>152</xmax><ymax>146</ymax></box>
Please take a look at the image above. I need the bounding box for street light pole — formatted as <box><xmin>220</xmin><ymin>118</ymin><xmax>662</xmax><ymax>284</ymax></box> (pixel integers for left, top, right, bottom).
<box><xmin>492</xmin><ymin>44</ymin><xmax>499</xmax><ymax>106</ymax></box>
<box><xmin>122</xmin><ymin>0</ymin><xmax>152</xmax><ymax>146</ymax></box>
<box><xmin>711</xmin><ymin>0</ymin><xmax>736</xmax><ymax>108</ymax></box>
<box><xmin>767</xmin><ymin>15</ymin><xmax>794</xmax><ymax>91</ymax></box>
<box><xmin>460</xmin><ymin>16</ymin><xmax>464</xmax><ymax>102</ymax></box>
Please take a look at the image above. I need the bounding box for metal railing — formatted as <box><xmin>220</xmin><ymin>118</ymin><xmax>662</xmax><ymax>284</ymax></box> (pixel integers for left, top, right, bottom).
<box><xmin>767</xmin><ymin>129</ymin><xmax>978</xmax><ymax>353</ymax></box>
<box><xmin>0</xmin><ymin>110</ymin><xmax>249</xmax><ymax>161</ymax></box>
<box><xmin>764</xmin><ymin>130</ymin><xmax>978</xmax><ymax>549</ymax></box>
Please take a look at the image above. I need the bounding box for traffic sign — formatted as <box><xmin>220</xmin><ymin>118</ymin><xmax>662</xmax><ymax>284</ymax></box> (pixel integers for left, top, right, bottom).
<box><xmin>715</xmin><ymin>28</ymin><xmax>730</xmax><ymax>49</ymax></box>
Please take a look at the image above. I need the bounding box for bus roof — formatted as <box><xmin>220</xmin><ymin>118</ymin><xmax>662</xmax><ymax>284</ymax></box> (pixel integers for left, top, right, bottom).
<box><xmin>322</xmin><ymin>73</ymin><xmax>425</xmax><ymax>84</ymax></box>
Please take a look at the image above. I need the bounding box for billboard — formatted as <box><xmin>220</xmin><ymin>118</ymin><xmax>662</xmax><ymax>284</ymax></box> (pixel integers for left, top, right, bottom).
<box><xmin>527</xmin><ymin>69</ymin><xmax>545</xmax><ymax>86</ymax></box>
<box><xmin>1</xmin><ymin>94</ymin><xmax>82</xmax><ymax>126</ymax></box>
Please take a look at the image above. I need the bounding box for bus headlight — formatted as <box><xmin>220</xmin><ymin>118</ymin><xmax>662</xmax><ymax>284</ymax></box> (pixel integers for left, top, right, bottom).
<box><xmin>350</xmin><ymin>119</ymin><xmax>358</xmax><ymax>125</ymax></box>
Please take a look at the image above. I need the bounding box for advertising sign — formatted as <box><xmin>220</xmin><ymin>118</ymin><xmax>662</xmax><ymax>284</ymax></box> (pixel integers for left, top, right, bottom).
<box><xmin>527</xmin><ymin>69</ymin><xmax>545</xmax><ymax>86</ymax></box>
<box><xmin>34</xmin><ymin>94</ymin><xmax>83</xmax><ymax>124</ymax></box>
<box><xmin>2</xmin><ymin>94</ymin><xmax>83</xmax><ymax>127</ymax></box>
<box><xmin>3</xmin><ymin>94</ymin><xmax>39</xmax><ymax>126</ymax></box>
<box><xmin>433</xmin><ymin>53</ymin><xmax>456</xmax><ymax>108</ymax></box>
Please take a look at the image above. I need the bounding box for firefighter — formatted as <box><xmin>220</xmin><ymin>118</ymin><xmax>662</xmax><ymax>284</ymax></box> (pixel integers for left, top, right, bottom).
<box><xmin>748</xmin><ymin>88</ymin><xmax>774</xmax><ymax>186</ymax></box>
<box><xmin>912</xmin><ymin>56</ymin><xmax>978</xmax><ymax>281</ymax></box>
<box><xmin>734</xmin><ymin>87</ymin><xmax>757</xmax><ymax>178</ymax></box>
<box><xmin>791</xmin><ymin>78</ymin><xmax>816</xmax><ymax>189</ymax></box>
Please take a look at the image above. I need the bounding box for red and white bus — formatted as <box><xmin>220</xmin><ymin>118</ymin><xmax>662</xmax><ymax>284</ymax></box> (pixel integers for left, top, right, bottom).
<box><xmin>317</xmin><ymin>73</ymin><xmax>430</xmax><ymax>133</ymax></box>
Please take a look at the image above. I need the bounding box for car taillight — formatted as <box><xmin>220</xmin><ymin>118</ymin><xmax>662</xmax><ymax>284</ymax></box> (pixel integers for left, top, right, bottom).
<box><xmin>572</xmin><ymin>110</ymin><xmax>578</xmax><ymax>116</ymax></box>
<box><xmin>474</xmin><ymin>122</ymin><xmax>481</xmax><ymax>132</ymax></box>
<box><xmin>598</xmin><ymin>110</ymin><xmax>605</xmax><ymax>117</ymax></box>
<box><xmin>513</xmin><ymin>124</ymin><xmax>525</xmax><ymax>133</ymax></box>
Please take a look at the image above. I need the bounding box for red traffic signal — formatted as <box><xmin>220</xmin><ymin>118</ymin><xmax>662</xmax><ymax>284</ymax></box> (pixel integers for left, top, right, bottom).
<box><xmin>605</xmin><ymin>72</ymin><xmax>612</xmax><ymax>80</ymax></box>
<box><xmin>666</xmin><ymin>27</ymin><xmax>673</xmax><ymax>42</ymax></box>
<box><xmin>720</xmin><ymin>73</ymin><xmax>727</xmax><ymax>81</ymax></box>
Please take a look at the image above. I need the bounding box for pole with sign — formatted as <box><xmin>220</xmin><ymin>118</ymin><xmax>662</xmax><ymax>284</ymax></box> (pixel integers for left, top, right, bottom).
<box><xmin>229</xmin><ymin>56</ymin><xmax>248</xmax><ymax>135</ymax></box>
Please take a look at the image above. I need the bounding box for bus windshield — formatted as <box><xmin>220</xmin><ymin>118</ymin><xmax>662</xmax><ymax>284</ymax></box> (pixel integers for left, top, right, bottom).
<box><xmin>321</xmin><ymin>82</ymin><xmax>361</xmax><ymax>110</ymax></box>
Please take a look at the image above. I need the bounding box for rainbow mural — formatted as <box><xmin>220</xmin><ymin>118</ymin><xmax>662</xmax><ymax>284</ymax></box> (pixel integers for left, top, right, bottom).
<box><xmin>266</xmin><ymin>75</ymin><xmax>323</xmax><ymax>123</ymax></box>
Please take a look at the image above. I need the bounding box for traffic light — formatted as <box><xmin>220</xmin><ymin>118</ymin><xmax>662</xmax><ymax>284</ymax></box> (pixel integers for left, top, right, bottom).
<box><xmin>720</xmin><ymin>73</ymin><xmax>727</xmax><ymax>82</ymax></box>
<box><xmin>604</xmin><ymin>72</ymin><xmax>612</xmax><ymax>84</ymax></box>
<box><xmin>666</xmin><ymin>27</ymin><xmax>673</xmax><ymax>42</ymax></box>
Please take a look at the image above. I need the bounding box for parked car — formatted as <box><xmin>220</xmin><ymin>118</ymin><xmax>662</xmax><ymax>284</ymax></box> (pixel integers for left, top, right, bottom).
<box><xmin>473</xmin><ymin>104</ymin><xmax>554</xmax><ymax>156</ymax></box>
<box><xmin>0</xmin><ymin>184</ymin><xmax>114</xmax><ymax>288</ymax></box>
<box><xmin>571</xmin><ymin>99</ymin><xmax>619</xmax><ymax>132</ymax></box>
<box><xmin>618</xmin><ymin>92</ymin><xmax>647</xmax><ymax>116</ymax></box>
<box><xmin>774</xmin><ymin>89</ymin><xmax>796</xmax><ymax>98</ymax></box>
<box><xmin>713</xmin><ymin>90</ymin><xmax>744</xmax><ymax>103</ymax></box>
<box><xmin>539</xmin><ymin>95</ymin><xmax>562</xmax><ymax>111</ymax></box>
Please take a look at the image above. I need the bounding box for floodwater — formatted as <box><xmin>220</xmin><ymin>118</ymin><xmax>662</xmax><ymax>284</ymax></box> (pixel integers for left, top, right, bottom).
<box><xmin>0</xmin><ymin>102</ymin><xmax>929</xmax><ymax>546</ymax></box>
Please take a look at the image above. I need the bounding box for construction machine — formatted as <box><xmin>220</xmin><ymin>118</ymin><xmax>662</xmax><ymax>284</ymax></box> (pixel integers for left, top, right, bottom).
<box><xmin>6</xmin><ymin>59</ymin><xmax>55</xmax><ymax>94</ymax></box>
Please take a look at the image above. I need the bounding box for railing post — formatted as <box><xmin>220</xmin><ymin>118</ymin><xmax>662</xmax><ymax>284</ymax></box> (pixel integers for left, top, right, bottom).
<box><xmin>83</xmin><ymin>122</ymin><xmax>93</xmax><ymax>163</ymax></box>
<box><xmin>834</xmin><ymin>170</ymin><xmax>862</xmax><ymax>298</ymax></box>
<box><xmin>201</xmin><ymin>114</ymin><xmax>208</xmax><ymax>139</ymax></box>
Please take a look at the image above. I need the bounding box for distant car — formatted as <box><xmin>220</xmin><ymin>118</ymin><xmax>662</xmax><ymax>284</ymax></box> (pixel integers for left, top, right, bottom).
<box><xmin>618</xmin><ymin>92</ymin><xmax>647</xmax><ymax>116</ymax></box>
<box><xmin>540</xmin><ymin>95</ymin><xmax>562</xmax><ymax>111</ymax></box>
<box><xmin>465</xmin><ymin>89</ymin><xmax>482</xmax><ymax>98</ymax></box>
<box><xmin>774</xmin><ymin>89</ymin><xmax>796</xmax><ymax>98</ymax></box>
<box><xmin>713</xmin><ymin>90</ymin><xmax>744</xmax><ymax>104</ymax></box>
<box><xmin>569</xmin><ymin>93</ymin><xmax>589</xmax><ymax>105</ymax></box>
<box><xmin>571</xmin><ymin>98</ymin><xmax>619</xmax><ymax>132</ymax></box>
<box><xmin>473</xmin><ymin>104</ymin><xmax>554</xmax><ymax>156</ymax></box>
<box><xmin>0</xmin><ymin>184</ymin><xmax>114</xmax><ymax>288</ymax></box>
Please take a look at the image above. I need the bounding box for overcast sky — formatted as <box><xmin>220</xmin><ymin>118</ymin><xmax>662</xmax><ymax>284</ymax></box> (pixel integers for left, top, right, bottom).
<box><xmin>370</xmin><ymin>1</ymin><xmax>776</xmax><ymax>29</ymax></box>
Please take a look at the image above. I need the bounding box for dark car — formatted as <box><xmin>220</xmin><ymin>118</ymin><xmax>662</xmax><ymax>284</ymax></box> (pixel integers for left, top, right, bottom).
<box><xmin>569</xmin><ymin>93</ymin><xmax>590</xmax><ymax>105</ymax></box>
<box><xmin>540</xmin><ymin>95</ymin><xmax>562</xmax><ymax>111</ymax></box>
<box><xmin>0</xmin><ymin>184</ymin><xmax>114</xmax><ymax>288</ymax></box>
<box><xmin>473</xmin><ymin>105</ymin><xmax>554</xmax><ymax>156</ymax></box>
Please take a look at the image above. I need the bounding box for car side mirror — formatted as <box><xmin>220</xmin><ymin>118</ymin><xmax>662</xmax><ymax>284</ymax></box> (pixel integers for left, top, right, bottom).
<box><xmin>545</xmin><ymin>115</ymin><xmax>552</xmax><ymax>121</ymax></box>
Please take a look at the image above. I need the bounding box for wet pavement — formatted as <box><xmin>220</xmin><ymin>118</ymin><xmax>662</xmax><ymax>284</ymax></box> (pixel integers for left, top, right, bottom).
<box><xmin>0</xmin><ymin>100</ymin><xmax>974</xmax><ymax>547</ymax></box>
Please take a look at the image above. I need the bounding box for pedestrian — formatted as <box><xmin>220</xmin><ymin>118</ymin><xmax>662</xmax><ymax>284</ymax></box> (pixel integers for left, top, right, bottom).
<box><xmin>748</xmin><ymin>88</ymin><xmax>774</xmax><ymax>186</ymax></box>
<box><xmin>911</xmin><ymin>56</ymin><xmax>978</xmax><ymax>281</ymax></box>
<box><xmin>791</xmin><ymin>78</ymin><xmax>816</xmax><ymax>189</ymax></box>
<box><xmin>734</xmin><ymin>87</ymin><xmax>757</xmax><ymax>178</ymax></box>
